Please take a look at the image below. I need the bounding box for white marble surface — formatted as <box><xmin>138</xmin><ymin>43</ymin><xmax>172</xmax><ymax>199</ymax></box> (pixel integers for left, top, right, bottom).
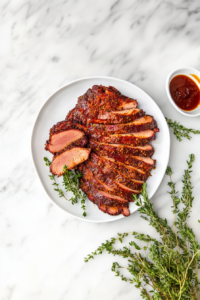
<box><xmin>1</xmin><ymin>0</ymin><xmax>200</xmax><ymax>299</ymax></box>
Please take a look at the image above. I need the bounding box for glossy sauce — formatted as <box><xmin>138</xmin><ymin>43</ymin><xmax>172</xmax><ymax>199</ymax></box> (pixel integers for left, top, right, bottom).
<box><xmin>191</xmin><ymin>74</ymin><xmax>200</xmax><ymax>84</ymax></box>
<box><xmin>169</xmin><ymin>75</ymin><xmax>200</xmax><ymax>111</ymax></box>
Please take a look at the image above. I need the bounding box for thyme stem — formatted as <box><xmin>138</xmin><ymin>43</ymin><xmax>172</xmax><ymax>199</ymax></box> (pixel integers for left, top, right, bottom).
<box><xmin>166</xmin><ymin>117</ymin><xmax>200</xmax><ymax>142</ymax></box>
<box><xmin>44</xmin><ymin>157</ymin><xmax>87</xmax><ymax>217</ymax></box>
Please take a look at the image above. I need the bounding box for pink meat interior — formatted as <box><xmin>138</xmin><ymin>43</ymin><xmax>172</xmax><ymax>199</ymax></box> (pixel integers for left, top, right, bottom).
<box><xmin>49</xmin><ymin>130</ymin><xmax>84</xmax><ymax>152</ymax></box>
<box><xmin>52</xmin><ymin>148</ymin><xmax>90</xmax><ymax>174</ymax></box>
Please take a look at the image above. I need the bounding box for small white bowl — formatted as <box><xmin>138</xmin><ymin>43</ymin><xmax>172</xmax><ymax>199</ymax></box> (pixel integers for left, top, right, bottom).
<box><xmin>166</xmin><ymin>67</ymin><xmax>200</xmax><ymax>117</ymax></box>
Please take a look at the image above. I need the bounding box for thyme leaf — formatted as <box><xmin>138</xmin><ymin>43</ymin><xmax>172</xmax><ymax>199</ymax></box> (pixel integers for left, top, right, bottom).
<box><xmin>85</xmin><ymin>154</ymin><xmax>200</xmax><ymax>299</ymax></box>
<box><xmin>166</xmin><ymin>117</ymin><xmax>200</xmax><ymax>142</ymax></box>
<box><xmin>43</xmin><ymin>157</ymin><xmax>86</xmax><ymax>217</ymax></box>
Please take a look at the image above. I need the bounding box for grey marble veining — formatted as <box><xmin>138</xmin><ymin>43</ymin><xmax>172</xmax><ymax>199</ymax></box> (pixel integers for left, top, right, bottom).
<box><xmin>1</xmin><ymin>0</ymin><xmax>200</xmax><ymax>299</ymax></box>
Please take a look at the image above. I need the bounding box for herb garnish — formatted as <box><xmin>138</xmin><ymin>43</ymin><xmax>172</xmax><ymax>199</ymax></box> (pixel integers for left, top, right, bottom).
<box><xmin>166</xmin><ymin>117</ymin><xmax>200</xmax><ymax>142</ymax></box>
<box><xmin>44</xmin><ymin>157</ymin><xmax>86</xmax><ymax>217</ymax></box>
<box><xmin>62</xmin><ymin>165</ymin><xmax>87</xmax><ymax>216</ymax></box>
<box><xmin>85</xmin><ymin>154</ymin><xmax>200</xmax><ymax>299</ymax></box>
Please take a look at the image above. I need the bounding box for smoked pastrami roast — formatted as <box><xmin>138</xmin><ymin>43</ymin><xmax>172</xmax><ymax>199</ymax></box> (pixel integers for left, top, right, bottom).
<box><xmin>45</xmin><ymin>85</ymin><xmax>159</xmax><ymax>217</ymax></box>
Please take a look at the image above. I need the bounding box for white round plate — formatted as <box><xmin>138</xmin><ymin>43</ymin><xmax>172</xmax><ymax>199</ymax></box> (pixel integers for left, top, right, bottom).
<box><xmin>31</xmin><ymin>76</ymin><xmax>170</xmax><ymax>223</ymax></box>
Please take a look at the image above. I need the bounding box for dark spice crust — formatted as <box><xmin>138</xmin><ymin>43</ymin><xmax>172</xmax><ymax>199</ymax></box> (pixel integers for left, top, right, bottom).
<box><xmin>77</xmin><ymin>85</ymin><xmax>138</xmax><ymax>119</ymax></box>
<box><xmin>100</xmin><ymin>131</ymin><xmax>156</xmax><ymax>146</ymax></box>
<box><xmin>98</xmin><ymin>153</ymin><xmax>156</xmax><ymax>172</ymax></box>
<box><xmin>89</xmin><ymin>139</ymin><xmax>154</xmax><ymax>157</ymax></box>
<box><xmin>87</xmin><ymin>116</ymin><xmax>158</xmax><ymax>138</ymax></box>
<box><xmin>90</xmin><ymin>153</ymin><xmax>150</xmax><ymax>182</ymax></box>
<box><xmin>50</xmin><ymin>120</ymin><xmax>87</xmax><ymax>135</ymax></box>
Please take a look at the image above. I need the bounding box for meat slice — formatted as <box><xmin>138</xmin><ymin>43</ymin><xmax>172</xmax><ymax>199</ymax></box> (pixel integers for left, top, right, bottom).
<box><xmin>89</xmin><ymin>139</ymin><xmax>154</xmax><ymax>157</ymax></box>
<box><xmin>97</xmin><ymin>178</ymin><xmax>139</xmax><ymax>201</ymax></box>
<box><xmin>67</xmin><ymin>107</ymin><xmax>121</xmax><ymax>125</ymax></box>
<box><xmin>66</xmin><ymin>106</ymin><xmax>143</xmax><ymax>126</ymax></box>
<box><xmin>80</xmin><ymin>176</ymin><xmax>128</xmax><ymax>207</ymax></box>
<box><xmin>100</xmin><ymin>130</ymin><xmax>156</xmax><ymax>146</ymax></box>
<box><xmin>102</xmin><ymin>154</ymin><xmax>156</xmax><ymax>172</ymax></box>
<box><xmin>87</xmin><ymin>116</ymin><xmax>158</xmax><ymax>138</ymax></box>
<box><xmin>80</xmin><ymin>178</ymin><xmax>130</xmax><ymax>216</ymax></box>
<box><xmin>90</xmin><ymin>153</ymin><xmax>150</xmax><ymax>181</ymax></box>
<box><xmin>80</xmin><ymin>163</ymin><xmax>136</xmax><ymax>202</ymax></box>
<box><xmin>96</xmin><ymin>109</ymin><xmax>145</xmax><ymax>124</ymax></box>
<box><xmin>66</xmin><ymin>107</ymin><xmax>88</xmax><ymax>125</ymax></box>
<box><xmin>120</xmin><ymin>207</ymin><xmax>130</xmax><ymax>217</ymax></box>
<box><xmin>70</xmin><ymin>108</ymin><xmax>145</xmax><ymax>126</ymax></box>
<box><xmin>50</xmin><ymin>120</ymin><xmax>87</xmax><ymax>135</ymax></box>
<box><xmin>114</xmin><ymin>172</ymin><xmax>143</xmax><ymax>190</ymax></box>
<box><xmin>45</xmin><ymin>130</ymin><xmax>87</xmax><ymax>154</ymax></box>
<box><xmin>50</xmin><ymin>147</ymin><xmax>91</xmax><ymax>176</ymax></box>
<box><xmin>86</xmin><ymin>159</ymin><xmax>143</xmax><ymax>190</ymax></box>
<box><xmin>98</xmin><ymin>190</ymin><xmax>128</xmax><ymax>203</ymax></box>
<box><xmin>84</xmin><ymin>160</ymin><xmax>140</xmax><ymax>201</ymax></box>
<box><xmin>77</xmin><ymin>85</ymin><xmax>138</xmax><ymax>119</ymax></box>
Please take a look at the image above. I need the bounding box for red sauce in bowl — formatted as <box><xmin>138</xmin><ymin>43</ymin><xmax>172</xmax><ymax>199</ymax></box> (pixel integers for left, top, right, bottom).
<box><xmin>169</xmin><ymin>75</ymin><xmax>200</xmax><ymax>111</ymax></box>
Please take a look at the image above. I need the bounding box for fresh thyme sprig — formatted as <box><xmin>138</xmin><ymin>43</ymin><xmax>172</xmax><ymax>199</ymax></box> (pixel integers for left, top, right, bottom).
<box><xmin>43</xmin><ymin>157</ymin><xmax>86</xmax><ymax>217</ymax></box>
<box><xmin>166</xmin><ymin>117</ymin><xmax>200</xmax><ymax>142</ymax></box>
<box><xmin>62</xmin><ymin>165</ymin><xmax>87</xmax><ymax>217</ymax></box>
<box><xmin>43</xmin><ymin>157</ymin><xmax>66</xmax><ymax>199</ymax></box>
<box><xmin>85</xmin><ymin>154</ymin><xmax>200</xmax><ymax>299</ymax></box>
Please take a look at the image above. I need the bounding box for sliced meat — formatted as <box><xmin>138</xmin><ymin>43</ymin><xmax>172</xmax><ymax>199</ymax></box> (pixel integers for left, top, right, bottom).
<box><xmin>114</xmin><ymin>172</ymin><xmax>143</xmax><ymax>190</ymax></box>
<box><xmin>67</xmin><ymin>104</ymin><xmax>141</xmax><ymax>126</ymax></box>
<box><xmin>66</xmin><ymin>106</ymin><xmax>136</xmax><ymax>126</ymax></box>
<box><xmin>99</xmin><ymin>108</ymin><xmax>141</xmax><ymax>118</ymax></box>
<box><xmin>45</xmin><ymin>130</ymin><xmax>87</xmax><ymax>154</ymax></box>
<box><xmin>46</xmin><ymin>84</ymin><xmax>160</xmax><ymax>217</ymax></box>
<box><xmin>118</xmin><ymin>102</ymin><xmax>137</xmax><ymax>110</ymax></box>
<box><xmin>96</xmin><ymin>109</ymin><xmax>145</xmax><ymax>124</ymax></box>
<box><xmin>50</xmin><ymin>120</ymin><xmax>87</xmax><ymax>135</ymax></box>
<box><xmin>84</xmin><ymin>161</ymin><xmax>140</xmax><ymax>201</ymax></box>
<box><xmin>102</xmin><ymin>154</ymin><xmax>156</xmax><ymax>172</ymax></box>
<box><xmin>80</xmin><ymin>163</ymin><xmax>135</xmax><ymax>202</ymax></box>
<box><xmin>86</xmin><ymin>159</ymin><xmax>143</xmax><ymax>190</ymax></box>
<box><xmin>97</xmin><ymin>178</ymin><xmax>139</xmax><ymax>201</ymax></box>
<box><xmin>90</xmin><ymin>153</ymin><xmax>150</xmax><ymax>181</ymax></box>
<box><xmin>106</xmin><ymin>206</ymin><xmax>121</xmax><ymax>216</ymax></box>
<box><xmin>87</xmin><ymin>116</ymin><xmax>158</xmax><ymax>138</ymax></box>
<box><xmin>66</xmin><ymin>107</ymin><xmax>88</xmax><ymax>125</ymax></box>
<box><xmin>77</xmin><ymin>85</ymin><xmax>138</xmax><ymax>119</ymax></box>
<box><xmin>97</xmin><ymin>203</ymin><xmax>129</xmax><ymax>216</ymax></box>
<box><xmin>67</xmin><ymin>107</ymin><xmax>131</xmax><ymax>125</ymax></box>
<box><xmin>50</xmin><ymin>147</ymin><xmax>91</xmax><ymax>176</ymax></box>
<box><xmin>80</xmin><ymin>178</ymin><xmax>130</xmax><ymax>216</ymax></box>
<box><xmin>100</xmin><ymin>130</ymin><xmax>156</xmax><ymax>146</ymax></box>
<box><xmin>89</xmin><ymin>139</ymin><xmax>154</xmax><ymax>157</ymax></box>
<box><xmin>121</xmin><ymin>207</ymin><xmax>130</xmax><ymax>217</ymax></box>
<box><xmin>80</xmin><ymin>177</ymin><xmax>128</xmax><ymax>207</ymax></box>
<box><xmin>98</xmin><ymin>190</ymin><xmax>128</xmax><ymax>203</ymax></box>
<box><xmin>99</xmin><ymin>203</ymin><xmax>106</xmax><ymax>213</ymax></box>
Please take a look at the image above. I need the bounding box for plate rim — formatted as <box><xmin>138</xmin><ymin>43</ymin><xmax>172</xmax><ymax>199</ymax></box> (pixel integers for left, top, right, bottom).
<box><xmin>31</xmin><ymin>76</ymin><xmax>170</xmax><ymax>223</ymax></box>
